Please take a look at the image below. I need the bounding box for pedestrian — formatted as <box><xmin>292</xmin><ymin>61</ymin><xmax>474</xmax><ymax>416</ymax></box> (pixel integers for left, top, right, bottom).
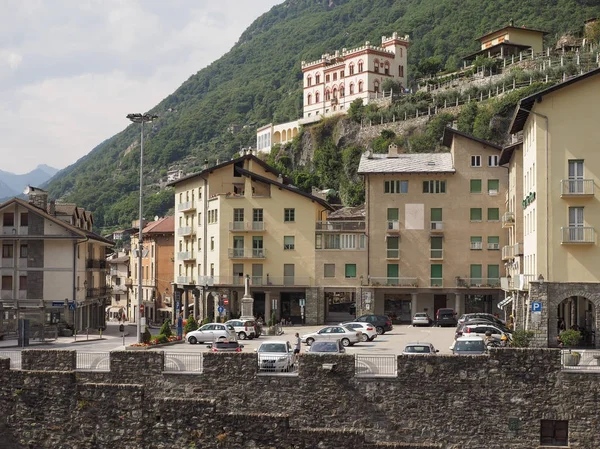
<box><xmin>294</xmin><ymin>332</ymin><xmax>301</xmax><ymax>361</ymax></box>
<box><xmin>176</xmin><ymin>313</ymin><xmax>183</xmax><ymax>340</ymax></box>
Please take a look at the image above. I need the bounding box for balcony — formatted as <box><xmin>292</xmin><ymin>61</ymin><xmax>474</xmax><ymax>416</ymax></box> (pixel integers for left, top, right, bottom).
<box><xmin>561</xmin><ymin>227</ymin><xmax>595</xmax><ymax>244</ymax></box>
<box><xmin>370</xmin><ymin>277</ymin><xmax>418</xmax><ymax>287</ymax></box>
<box><xmin>229</xmin><ymin>221</ymin><xmax>266</xmax><ymax>232</ymax></box>
<box><xmin>252</xmin><ymin>276</ymin><xmax>313</xmax><ymax>287</ymax></box>
<box><xmin>430</xmin><ymin>249</ymin><xmax>443</xmax><ymax>260</ymax></box>
<box><xmin>386</xmin><ymin>249</ymin><xmax>399</xmax><ymax>259</ymax></box>
<box><xmin>502</xmin><ymin>212</ymin><xmax>515</xmax><ymax>228</ymax></box>
<box><xmin>177</xmin><ymin>226</ymin><xmax>195</xmax><ymax>237</ymax></box>
<box><xmin>1</xmin><ymin>258</ymin><xmax>14</xmax><ymax>268</ymax></box>
<box><xmin>430</xmin><ymin>221</ymin><xmax>443</xmax><ymax>233</ymax></box>
<box><xmin>177</xmin><ymin>251</ymin><xmax>195</xmax><ymax>261</ymax></box>
<box><xmin>316</xmin><ymin>221</ymin><xmax>366</xmax><ymax>232</ymax></box>
<box><xmin>386</xmin><ymin>221</ymin><xmax>400</xmax><ymax>232</ymax></box>
<box><xmin>86</xmin><ymin>287</ymin><xmax>110</xmax><ymax>298</ymax></box>
<box><xmin>228</xmin><ymin>248</ymin><xmax>267</xmax><ymax>259</ymax></box>
<box><xmin>502</xmin><ymin>245</ymin><xmax>514</xmax><ymax>260</ymax></box>
<box><xmin>560</xmin><ymin>179</ymin><xmax>595</xmax><ymax>197</ymax></box>
<box><xmin>456</xmin><ymin>278</ymin><xmax>501</xmax><ymax>288</ymax></box>
<box><xmin>430</xmin><ymin>278</ymin><xmax>443</xmax><ymax>288</ymax></box>
<box><xmin>514</xmin><ymin>242</ymin><xmax>524</xmax><ymax>256</ymax></box>
<box><xmin>86</xmin><ymin>259</ymin><xmax>107</xmax><ymax>269</ymax></box>
<box><xmin>177</xmin><ymin>201</ymin><xmax>196</xmax><ymax>212</ymax></box>
<box><xmin>124</xmin><ymin>278</ymin><xmax>133</xmax><ymax>286</ymax></box>
<box><xmin>176</xmin><ymin>276</ymin><xmax>194</xmax><ymax>285</ymax></box>
<box><xmin>112</xmin><ymin>285</ymin><xmax>128</xmax><ymax>294</ymax></box>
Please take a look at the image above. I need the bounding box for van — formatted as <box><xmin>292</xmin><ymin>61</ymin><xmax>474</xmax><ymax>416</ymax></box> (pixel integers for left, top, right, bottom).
<box><xmin>436</xmin><ymin>308</ymin><xmax>457</xmax><ymax>327</ymax></box>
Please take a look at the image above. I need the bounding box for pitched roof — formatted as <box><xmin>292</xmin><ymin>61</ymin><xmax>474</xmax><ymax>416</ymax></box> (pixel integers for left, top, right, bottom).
<box><xmin>53</xmin><ymin>202</ymin><xmax>78</xmax><ymax>216</ymax></box>
<box><xmin>499</xmin><ymin>141</ymin><xmax>523</xmax><ymax>165</ymax></box>
<box><xmin>142</xmin><ymin>216</ymin><xmax>175</xmax><ymax>234</ymax></box>
<box><xmin>476</xmin><ymin>25</ymin><xmax>549</xmax><ymax>42</ymax></box>
<box><xmin>357</xmin><ymin>152</ymin><xmax>455</xmax><ymax>174</ymax></box>
<box><xmin>442</xmin><ymin>127</ymin><xmax>502</xmax><ymax>150</ymax></box>
<box><xmin>328</xmin><ymin>205</ymin><xmax>365</xmax><ymax>220</ymax></box>
<box><xmin>510</xmin><ymin>67</ymin><xmax>600</xmax><ymax>133</ymax></box>
<box><xmin>234</xmin><ymin>167</ymin><xmax>333</xmax><ymax>210</ymax></box>
<box><xmin>108</xmin><ymin>255</ymin><xmax>130</xmax><ymax>264</ymax></box>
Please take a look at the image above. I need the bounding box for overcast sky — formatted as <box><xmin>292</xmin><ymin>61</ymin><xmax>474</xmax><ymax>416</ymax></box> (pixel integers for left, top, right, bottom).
<box><xmin>0</xmin><ymin>0</ymin><xmax>283</xmax><ymax>174</ymax></box>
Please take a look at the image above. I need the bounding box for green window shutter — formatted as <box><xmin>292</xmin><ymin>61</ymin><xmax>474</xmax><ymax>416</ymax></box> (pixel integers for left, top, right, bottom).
<box><xmin>430</xmin><ymin>264</ymin><xmax>442</xmax><ymax>278</ymax></box>
<box><xmin>470</xmin><ymin>236</ymin><xmax>482</xmax><ymax>243</ymax></box>
<box><xmin>487</xmin><ymin>236</ymin><xmax>499</xmax><ymax>244</ymax></box>
<box><xmin>487</xmin><ymin>208</ymin><xmax>500</xmax><ymax>221</ymax></box>
<box><xmin>387</xmin><ymin>264</ymin><xmax>399</xmax><ymax>278</ymax></box>
<box><xmin>430</xmin><ymin>236</ymin><xmax>443</xmax><ymax>250</ymax></box>
<box><xmin>431</xmin><ymin>208</ymin><xmax>442</xmax><ymax>221</ymax></box>
<box><xmin>470</xmin><ymin>208</ymin><xmax>482</xmax><ymax>221</ymax></box>
<box><xmin>387</xmin><ymin>236</ymin><xmax>399</xmax><ymax>250</ymax></box>
<box><xmin>470</xmin><ymin>264</ymin><xmax>482</xmax><ymax>283</ymax></box>
<box><xmin>345</xmin><ymin>264</ymin><xmax>356</xmax><ymax>278</ymax></box>
<box><xmin>488</xmin><ymin>179</ymin><xmax>499</xmax><ymax>192</ymax></box>
<box><xmin>470</xmin><ymin>179</ymin><xmax>482</xmax><ymax>193</ymax></box>
<box><xmin>487</xmin><ymin>264</ymin><xmax>499</xmax><ymax>280</ymax></box>
<box><xmin>387</xmin><ymin>208</ymin><xmax>399</xmax><ymax>220</ymax></box>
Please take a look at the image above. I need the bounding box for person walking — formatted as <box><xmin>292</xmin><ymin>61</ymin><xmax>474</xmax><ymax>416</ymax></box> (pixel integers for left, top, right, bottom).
<box><xmin>294</xmin><ymin>332</ymin><xmax>301</xmax><ymax>363</ymax></box>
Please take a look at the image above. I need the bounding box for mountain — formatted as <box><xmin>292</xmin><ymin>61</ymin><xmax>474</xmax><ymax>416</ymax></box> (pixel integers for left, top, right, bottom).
<box><xmin>0</xmin><ymin>164</ymin><xmax>60</xmax><ymax>202</ymax></box>
<box><xmin>45</xmin><ymin>0</ymin><xmax>600</xmax><ymax>230</ymax></box>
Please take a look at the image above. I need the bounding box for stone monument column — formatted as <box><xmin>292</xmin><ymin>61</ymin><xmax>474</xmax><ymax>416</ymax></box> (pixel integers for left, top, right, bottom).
<box><xmin>240</xmin><ymin>275</ymin><xmax>254</xmax><ymax>321</ymax></box>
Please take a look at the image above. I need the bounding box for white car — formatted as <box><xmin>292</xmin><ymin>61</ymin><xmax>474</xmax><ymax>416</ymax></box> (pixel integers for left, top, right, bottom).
<box><xmin>256</xmin><ymin>341</ymin><xmax>295</xmax><ymax>372</ymax></box>
<box><xmin>301</xmin><ymin>325</ymin><xmax>362</xmax><ymax>347</ymax></box>
<box><xmin>186</xmin><ymin>323</ymin><xmax>236</xmax><ymax>344</ymax></box>
<box><xmin>224</xmin><ymin>319</ymin><xmax>256</xmax><ymax>340</ymax></box>
<box><xmin>402</xmin><ymin>342</ymin><xmax>439</xmax><ymax>355</ymax></box>
<box><xmin>340</xmin><ymin>322</ymin><xmax>378</xmax><ymax>342</ymax></box>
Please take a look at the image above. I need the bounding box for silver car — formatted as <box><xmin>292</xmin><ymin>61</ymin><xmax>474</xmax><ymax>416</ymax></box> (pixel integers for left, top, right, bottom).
<box><xmin>256</xmin><ymin>341</ymin><xmax>295</xmax><ymax>372</ymax></box>
<box><xmin>186</xmin><ymin>323</ymin><xmax>236</xmax><ymax>344</ymax></box>
<box><xmin>402</xmin><ymin>342</ymin><xmax>439</xmax><ymax>355</ymax></box>
<box><xmin>412</xmin><ymin>313</ymin><xmax>432</xmax><ymax>327</ymax></box>
<box><xmin>301</xmin><ymin>325</ymin><xmax>361</xmax><ymax>347</ymax></box>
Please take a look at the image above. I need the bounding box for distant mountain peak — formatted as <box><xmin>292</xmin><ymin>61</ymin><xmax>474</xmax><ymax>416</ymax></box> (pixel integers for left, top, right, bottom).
<box><xmin>36</xmin><ymin>164</ymin><xmax>60</xmax><ymax>176</ymax></box>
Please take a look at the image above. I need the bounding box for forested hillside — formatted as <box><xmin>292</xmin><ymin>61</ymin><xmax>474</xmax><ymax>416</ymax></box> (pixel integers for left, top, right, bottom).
<box><xmin>45</xmin><ymin>0</ymin><xmax>600</xmax><ymax>231</ymax></box>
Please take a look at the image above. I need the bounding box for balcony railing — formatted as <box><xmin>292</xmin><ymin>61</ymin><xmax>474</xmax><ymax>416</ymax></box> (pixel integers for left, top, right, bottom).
<box><xmin>501</xmin><ymin>245</ymin><xmax>514</xmax><ymax>260</ymax></box>
<box><xmin>177</xmin><ymin>201</ymin><xmax>196</xmax><ymax>212</ymax></box>
<box><xmin>456</xmin><ymin>278</ymin><xmax>501</xmax><ymax>288</ymax></box>
<box><xmin>86</xmin><ymin>287</ymin><xmax>110</xmax><ymax>298</ymax></box>
<box><xmin>176</xmin><ymin>276</ymin><xmax>194</xmax><ymax>285</ymax></box>
<box><xmin>470</xmin><ymin>241</ymin><xmax>483</xmax><ymax>250</ymax></box>
<box><xmin>488</xmin><ymin>243</ymin><xmax>500</xmax><ymax>250</ymax></box>
<box><xmin>430</xmin><ymin>278</ymin><xmax>443</xmax><ymax>288</ymax></box>
<box><xmin>514</xmin><ymin>242</ymin><xmax>524</xmax><ymax>256</ymax></box>
<box><xmin>502</xmin><ymin>212</ymin><xmax>515</xmax><ymax>228</ymax></box>
<box><xmin>561</xmin><ymin>227</ymin><xmax>595</xmax><ymax>244</ymax></box>
<box><xmin>430</xmin><ymin>221</ymin><xmax>443</xmax><ymax>232</ymax></box>
<box><xmin>177</xmin><ymin>226</ymin><xmax>194</xmax><ymax>236</ymax></box>
<box><xmin>315</xmin><ymin>221</ymin><xmax>366</xmax><ymax>232</ymax></box>
<box><xmin>386</xmin><ymin>249</ymin><xmax>399</xmax><ymax>259</ymax></box>
<box><xmin>229</xmin><ymin>221</ymin><xmax>266</xmax><ymax>232</ymax></box>
<box><xmin>370</xmin><ymin>277</ymin><xmax>418</xmax><ymax>287</ymax></box>
<box><xmin>560</xmin><ymin>179</ymin><xmax>595</xmax><ymax>197</ymax></box>
<box><xmin>86</xmin><ymin>259</ymin><xmax>107</xmax><ymax>269</ymax></box>
<box><xmin>228</xmin><ymin>248</ymin><xmax>267</xmax><ymax>259</ymax></box>
<box><xmin>177</xmin><ymin>251</ymin><xmax>195</xmax><ymax>261</ymax></box>
<box><xmin>386</xmin><ymin>220</ymin><xmax>400</xmax><ymax>232</ymax></box>
<box><xmin>430</xmin><ymin>249</ymin><xmax>443</xmax><ymax>260</ymax></box>
<box><xmin>250</xmin><ymin>276</ymin><xmax>313</xmax><ymax>287</ymax></box>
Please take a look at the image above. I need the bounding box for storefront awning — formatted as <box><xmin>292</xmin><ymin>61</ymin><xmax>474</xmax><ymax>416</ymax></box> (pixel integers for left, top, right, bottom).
<box><xmin>497</xmin><ymin>296</ymin><xmax>514</xmax><ymax>309</ymax></box>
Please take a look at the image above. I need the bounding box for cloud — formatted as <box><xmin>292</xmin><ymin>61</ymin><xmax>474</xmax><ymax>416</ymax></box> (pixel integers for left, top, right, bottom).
<box><xmin>0</xmin><ymin>0</ymin><xmax>283</xmax><ymax>174</ymax></box>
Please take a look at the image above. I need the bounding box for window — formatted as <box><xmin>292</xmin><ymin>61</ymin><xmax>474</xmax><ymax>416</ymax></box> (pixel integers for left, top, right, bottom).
<box><xmin>470</xmin><ymin>265</ymin><xmax>482</xmax><ymax>284</ymax></box>
<box><xmin>488</xmin><ymin>155</ymin><xmax>499</xmax><ymax>167</ymax></box>
<box><xmin>349</xmin><ymin>63</ymin><xmax>354</xmax><ymax>75</ymax></box>
<box><xmin>430</xmin><ymin>236</ymin><xmax>443</xmax><ymax>259</ymax></box>
<box><xmin>324</xmin><ymin>234</ymin><xmax>340</xmax><ymax>249</ymax></box>
<box><xmin>20</xmin><ymin>244</ymin><xmax>28</xmax><ymax>258</ymax></box>
<box><xmin>315</xmin><ymin>92</ymin><xmax>320</xmax><ymax>103</ymax></box>
<box><xmin>384</xmin><ymin>63</ymin><xmax>390</xmax><ymax>75</ymax></box>
<box><xmin>233</xmin><ymin>208</ymin><xmax>244</xmax><ymax>222</ymax></box>
<box><xmin>387</xmin><ymin>264</ymin><xmax>399</xmax><ymax>282</ymax></box>
<box><xmin>349</xmin><ymin>83</ymin><xmax>354</xmax><ymax>95</ymax></box>
<box><xmin>307</xmin><ymin>94</ymin><xmax>312</xmax><ymax>105</ymax></box>
<box><xmin>253</xmin><ymin>208</ymin><xmax>263</xmax><ymax>222</ymax></box>
<box><xmin>387</xmin><ymin>208</ymin><xmax>399</xmax><ymax>230</ymax></box>
<box><xmin>431</xmin><ymin>208</ymin><xmax>443</xmax><ymax>229</ymax></box>
<box><xmin>315</xmin><ymin>234</ymin><xmax>322</xmax><ymax>249</ymax></box>
<box><xmin>284</xmin><ymin>208</ymin><xmax>295</xmax><ymax>222</ymax></box>
<box><xmin>374</xmin><ymin>60</ymin><xmax>379</xmax><ymax>73</ymax></box>
<box><xmin>487</xmin><ymin>208</ymin><xmax>500</xmax><ymax>221</ymax></box>
<box><xmin>283</xmin><ymin>264</ymin><xmax>294</xmax><ymax>285</ymax></box>
<box><xmin>3</xmin><ymin>213</ymin><xmax>14</xmax><ymax>227</ymax></box>
<box><xmin>284</xmin><ymin>236</ymin><xmax>295</xmax><ymax>250</ymax></box>
<box><xmin>540</xmin><ymin>420</ymin><xmax>568</xmax><ymax>446</ymax></box>
<box><xmin>315</xmin><ymin>74</ymin><xmax>320</xmax><ymax>84</ymax></box>
<box><xmin>374</xmin><ymin>81</ymin><xmax>379</xmax><ymax>93</ymax></box>
<box><xmin>384</xmin><ymin>180</ymin><xmax>408</xmax><ymax>193</ymax></box>
<box><xmin>333</xmin><ymin>73</ymin><xmax>337</xmax><ymax>81</ymax></box>
<box><xmin>470</xmin><ymin>236</ymin><xmax>482</xmax><ymax>250</ymax></box>
<box><xmin>488</xmin><ymin>179</ymin><xmax>499</xmax><ymax>194</ymax></box>
<box><xmin>1</xmin><ymin>276</ymin><xmax>12</xmax><ymax>290</ymax></box>
<box><xmin>345</xmin><ymin>264</ymin><xmax>357</xmax><ymax>278</ymax></box>
<box><xmin>340</xmin><ymin>234</ymin><xmax>357</xmax><ymax>249</ymax></box>
<box><xmin>307</xmin><ymin>76</ymin><xmax>312</xmax><ymax>87</ymax></box>
<box><xmin>358</xmin><ymin>61</ymin><xmax>364</xmax><ymax>72</ymax></box>
<box><xmin>324</xmin><ymin>264</ymin><xmax>335</xmax><ymax>278</ymax></box>
<box><xmin>19</xmin><ymin>276</ymin><xmax>27</xmax><ymax>291</ymax></box>
<box><xmin>471</xmin><ymin>155</ymin><xmax>481</xmax><ymax>167</ymax></box>
<box><xmin>399</xmin><ymin>65</ymin><xmax>404</xmax><ymax>77</ymax></box>
<box><xmin>340</xmin><ymin>70</ymin><xmax>344</xmax><ymax>78</ymax></box>
<box><xmin>20</xmin><ymin>213</ymin><xmax>28</xmax><ymax>227</ymax></box>
<box><xmin>487</xmin><ymin>236</ymin><xmax>499</xmax><ymax>250</ymax></box>
<box><xmin>325</xmin><ymin>89</ymin><xmax>331</xmax><ymax>101</ymax></box>
<box><xmin>423</xmin><ymin>180</ymin><xmax>446</xmax><ymax>194</ymax></box>
<box><xmin>326</xmin><ymin>74</ymin><xmax>330</xmax><ymax>83</ymax></box>
<box><xmin>358</xmin><ymin>81</ymin><xmax>363</xmax><ymax>92</ymax></box>
<box><xmin>470</xmin><ymin>208</ymin><xmax>482</xmax><ymax>222</ymax></box>
<box><xmin>2</xmin><ymin>244</ymin><xmax>13</xmax><ymax>258</ymax></box>
<box><xmin>430</xmin><ymin>264</ymin><xmax>442</xmax><ymax>286</ymax></box>
<box><xmin>487</xmin><ymin>265</ymin><xmax>499</xmax><ymax>285</ymax></box>
<box><xmin>210</xmin><ymin>237</ymin><xmax>214</xmax><ymax>251</ymax></box>
<box><xmin>470</xmin><ymin>179</ymin><xmax>482</xmax><ymax>193</ymax></box>
<box><xmin>387</xmin><ymin>236</ymin><xmax>399</xmax><ymax>258</ymax></box>
<box><xmin>568</xmin><ymin>160</ymin><xmax>584</xmax><ymax>194</ymax></box>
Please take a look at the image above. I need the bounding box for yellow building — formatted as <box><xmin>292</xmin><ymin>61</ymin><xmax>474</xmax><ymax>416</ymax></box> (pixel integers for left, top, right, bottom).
<box><xmin>357</xmin><ymin>129</ymin><xmax>507</xmax><ymax>321</ymax></box>
<box><xmin>168</xmin><ymin>151</ymin><xmax>333</xmax><ymax>324</ymax></box>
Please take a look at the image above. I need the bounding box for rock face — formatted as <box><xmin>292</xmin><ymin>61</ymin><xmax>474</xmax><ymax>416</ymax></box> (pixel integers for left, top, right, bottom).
<box><xmin>1</xmin><ymin>349</ymin><xmax>600</xmax><ymax>448</ymax></box>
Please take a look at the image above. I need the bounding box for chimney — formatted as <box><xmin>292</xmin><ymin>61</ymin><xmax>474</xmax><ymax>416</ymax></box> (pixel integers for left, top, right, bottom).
<box><xmin>26</xmin><ymin>186</ymin><xmax>48</xmax><ymax>211</ymax></box>
<box><xmin>366</xmin><ymin>149</ymin><xmax>373</xmax><ymax>159</ymax></box>
<box><xmin>48</xmin><ymin>200</ymin><xmax>56</xmax><ymax>216</ymax></box>
<box><xmin>388</xmin><ymin>143</ymin><xmax>400</xmax><ymax>158</ymax></box>
<box><xmin>277</xmin><ymin>173</ymin><xmax>283</xmax><ymax>183</ymax></box>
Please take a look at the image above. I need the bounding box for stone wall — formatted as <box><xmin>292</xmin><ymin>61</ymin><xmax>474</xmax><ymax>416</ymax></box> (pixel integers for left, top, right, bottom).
<box><xmin>1</xmin><ymin>349</ymin><xmax>600</xmax><ymax>448</ymax></box>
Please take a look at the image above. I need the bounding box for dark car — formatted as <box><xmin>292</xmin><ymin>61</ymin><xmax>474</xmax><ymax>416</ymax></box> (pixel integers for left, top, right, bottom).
<box><xmin>436</xmin><ymin>308</ymin><xmax>457</xmax><ymax>327</ymax></box>
<box><xmin>307</xmin><ymin>340</ymin><xmax>345</xmax><ymax>354</ymax></box>
<box><xmin>459</xmin><ymin>313</ymin><xmax>506</xmax><ymax>327</ymax></box>
<box><xmin>354</xmin><ymin>314</ymin><xmax>393</xmax><ymax>335</ymax></box>
<box><xmin>206</xmin><ymin>341</ymin><xmax>244</xmax><ymax>352</ymax></box>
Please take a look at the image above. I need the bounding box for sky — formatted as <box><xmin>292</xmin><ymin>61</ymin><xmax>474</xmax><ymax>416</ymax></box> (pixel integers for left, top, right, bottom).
<box><xmin>0</xmin><ymin>0</ymin><xmax>284</xmax><ymax>174</ymax></box>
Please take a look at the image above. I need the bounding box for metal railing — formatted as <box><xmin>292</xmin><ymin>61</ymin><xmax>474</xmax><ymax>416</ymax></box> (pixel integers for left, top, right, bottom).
<box><xmin>355</xmin><ymin>355</ymin><xmax>397</xmax><ymax>377</ymax></box>
<box><xmin>430</xmin><ymin>221</ymin><xmax>443</xmax><ymax>231</ymax></box>
<box><xmin>430</xmin><ymin>249</ymin><xmax>443</xmax><ymax>259</ymax></box>
<box><xmin>502</xmin><ymin>212</ymin><xmax>515</xmax><ymax>227</ymax></box>
<box><xmin>177</xmin><ymin>226</ymin><xmax>194</xmax><ymax>236</ymax></box>
<box><xmin>370</xmin><ymin>277</ymin><xmax>417</xmax><ymax>287</ymax></box>
<box><xmin>470</xmin><ymin>241</ymin><xmax>483</xmax><ymax>250</ymax></box>
<box><xmin>163</xmin><ymin>352</ymin><xmax>204</xmax><ymax>373</ymax></box>
<box><xmin>177</xmin><ymin>251</ymin><xmax>194</xmax><ymax>260</ymax></box>
<box><xmin>315</xmin><ymin>221</ymin><xmax>366</xmax><ymax>232</ymax></box>
<box><xmin>228</xmin><ymin>248</ymin><xmax>267</xmax><ymax>259</ymax></box>
<box><xmin>76</xmin><ymin>352</ymin><xmax>110</xmax><ymax>372</ymax></box>
<box><xmin>502</xmin><ymin>245</ymin><xmax>514</xmax><ymax>260</ymax></box>
<box><xmin>257</xmin><ymin>353</ymin><xmax>298</xmax><ymax>374</ymax></box>
<box><xmin>177</xmin><ymin>201</ymin><xmax>196</xmax><ymax>212</ymax></box>
<box><xmin>560</xmin><ymin>179</ymin><xmax>595</xmax><ymax>197</ymax></box>
<box><xmin>386</xmin><ymin>220</ymin><xmax>400</xmax><ymax>231</ymax></box>
<box><xmin>0</xmin><ymin>351</ymin><xmax>21</xmax><ymax>369</ymax></box>
<box><xmin>561</xmin><ymin>227</ymin><xmax>595</xmax><ymax>244</ymax></box>
<box><xmin>561</xmin><ymin>350</ymin><xmax>600</xmax><ymax>371</ymax></box>
<box><xmin>176</xmin><ymin>276</ymin><xmax>193</xmax><ymax>284</ymax></box>
<box><xmin>430</xmin><ymin>278</ymin><xmax>443</xmax><ymax>287</ymax></box>
<box><xmin>513</xmin><ymin>242</ymin><xmax>524</xmax><ymax>256</ymax></box>
<box><xmin>456</xmin><ymin>278</ymin><xmax>501</xmax><ymax>288</ymax></box>
<box><xmin>229</xmin><ymin>221</ymin><xmax>266</xmax><ymax>232</ymax></box>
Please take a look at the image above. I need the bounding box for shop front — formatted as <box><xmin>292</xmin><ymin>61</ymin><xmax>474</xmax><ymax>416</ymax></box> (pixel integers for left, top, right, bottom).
<box><xmin>325</xmin><ymin>290</ymin><xmax>356</xmax><ymax>323</ymax></box>
<box><xmin>384</xmin><ymin>293</ymin><xmax>412</xmax><ymax>323</ymax></box>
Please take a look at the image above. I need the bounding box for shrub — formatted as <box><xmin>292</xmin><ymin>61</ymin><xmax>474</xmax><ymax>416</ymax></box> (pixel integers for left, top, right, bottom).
<box><xmin>184</xmin><ymin>315</ymin><xmax>198</xmax><ymax>335</ymax></box>
<box><xmin>152</xmin><ymin>334</ymin><xmax>169</xmax><ymax>344</ymax></box>
<box><xmin>142</xmin><ymin>326</ymin><xmax>152</xmax><ymax>344</ymax></box>
<box><xmin>510</xmin><ymin>330</ymin><xmax>535</xmax><ymax>348</ymax></box>
<box><xmin>560</xmin><ymin>329</ymin><xmax>582</xmax><ymax>347</ymax></box>
<box><xmin>201</xmin><ymin>317</ymin><xmax>211</xmax><ymax>326</ymax></box>
<box><xmin>159</xmin><ymin>320</ymin><xmax>172</xmax><ymax>338</ymax></box>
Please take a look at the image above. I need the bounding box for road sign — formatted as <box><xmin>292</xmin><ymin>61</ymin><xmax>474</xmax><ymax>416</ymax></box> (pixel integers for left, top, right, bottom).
<box><xmin>52</xmin><ymin>301</ymin><xmax>64</xmax><ymax>308</ymax></box>
<box><xmin>140</xmin><ymin>304</ymin><xmax>145</xmax><ymax>314</ymax></box>
<box><xmin>531</xmin><ymin>301</ymin><xmax>542</xmax><ymax>312</ymax></box>
<box><xmin>299</xmin><ymin>298</ymin><xmax>306</xmax><ymax>307</ymax></box>
<box><xmin>223</xmin><ymin>298</ymin><xmax>229</xmax><ymax>306</ymax></box>
<box><xmin>69</xmin><ymin>302</ymin><xmax>76</xmax><ymax>311</ymax></box>
<box><xmin>217</xmin><ymin>306</ymin><xmax>225</xmax><ymax>314</ymax></box>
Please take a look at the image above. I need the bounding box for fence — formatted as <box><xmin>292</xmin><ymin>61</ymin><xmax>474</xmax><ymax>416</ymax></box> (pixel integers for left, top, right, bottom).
<box><xmin>163</xmin><ymin>352</ymin><xmax>204</xmax><ymax>373</ymax></box>
<box><xmin>561</xmin><ymin>350</ymin><xmax>600</xmax><ymax>372</ymax></box>
<box><xmin>355</xmin><ymin>355</ymin><xmax>397</xmax><ymax>377</ymax></box>
<box><xmin>76</xmin><ymin>352</ymin><xmax>110</xmax><ymax>372</ymax></box>
<box><xmin>0</xmin><ymin>351</ymin><xmax>21</xmax><ymax>369</ymax></box>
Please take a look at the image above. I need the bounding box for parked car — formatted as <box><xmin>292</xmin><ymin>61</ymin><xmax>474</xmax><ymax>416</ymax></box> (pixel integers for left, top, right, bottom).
<box><xmin>412</xmin><ymin>312</ymin><xmax>433</xmax><ymax>327</ymax></box>
<box><xmin>301</xmin><ymin>325</ymin><xmax>362</xmax><ymax>347</ymax></box>
<box><xmin>206</xmin><ymin>341</ymin><xmax>244</xmax><ymax>352</ymax></box>
<box><xmin>307</xmin><ymin>340</ymin><xmax>346</xmax><ymax>354</ymax></box>
<box><xmin>354</xmin><ymin>314</ymin><xmax>393</xmax><ymax>335</ymax></box>
<box><xmin>224</xmin><ymin>319</ymin><xmax>257</xmax><ymax>340</ymax></box>
<box><xmin>402</xmin><ymin>343</ymin><xmax>439</xmax><ymax>355</ymax></box>
<box><xmin>455</xmin><ymin>319</ymin><xmax>511</xmax><ymax>336</ymax></box>
<box><xmin>186</xmin><ymin>323</ymin><xmax>236</xmax><ymax>344</ymax></box>
<box><xmin>458</xmin><ymin>313</ymin><xmax>506</xmax><ymax>327</ymax></box>
<box><xmin>456</xmin><ymin>323</ymin><xmax>512</xmax><ymax>341</ymax></box>
<box><xmin>452</xmin><ymin>336</ymin><xmax>487</xmax><ymax>355</ymax></box>
<box><xmin>340</xmin><ymin>322</ymin><xmax>378</xmax><ymax>342</ymax></box>
<box><xmin>256</xmin><ymin>341</ymin><xmax>295</xmax><ymax>372</ymax></box>
<box><xmin>435</xmin><ymin>308</ymin><xmax>457</xmax><ymax>327</ymax></box>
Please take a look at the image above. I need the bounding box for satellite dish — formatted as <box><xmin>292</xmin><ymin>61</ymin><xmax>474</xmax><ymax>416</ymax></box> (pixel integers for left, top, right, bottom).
<box><xmin>154</xmin><ymin>215</ymin><xmax>159</xmax><ymax>221</ymax></box>
<box><xmin>23</xmin><ymin>186</ymin><xmax>31</xmax><ymax>195</ymax></box>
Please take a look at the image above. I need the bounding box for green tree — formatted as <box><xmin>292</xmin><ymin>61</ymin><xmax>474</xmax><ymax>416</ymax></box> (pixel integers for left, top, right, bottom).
<box><xmin>418</xmin><ymin>56</ymin><xmax>443</xmax><ymax>76</ymax></box>
<box><xmin>159</xmin><ymin>320</ymin><xmax>172</xmax><ymax>338</ymax></box>
<box><xmin>184</xmin><ymin>315</ymin><xmax>198</xmax><ymax>334</ymax></box>
<box><xmin>347</xmin><ymin>98</ymin><xmax>365</xmax><ymax>123</ymax></box>
<box><xmin>457</xmin><ymin>102</ymin><xmax>478</xmax><ymax>135</ymax></box>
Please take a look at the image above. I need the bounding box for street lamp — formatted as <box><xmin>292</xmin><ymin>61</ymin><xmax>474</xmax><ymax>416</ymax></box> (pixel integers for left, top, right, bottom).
<box><xmin>126</xmin><ymin>113</ymin><xmax>158</xmax><ymax>343</ymax></box>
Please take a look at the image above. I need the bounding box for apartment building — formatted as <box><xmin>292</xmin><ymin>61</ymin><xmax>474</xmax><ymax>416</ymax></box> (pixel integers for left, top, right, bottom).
<box><xmin>167</xmin><ymin>151</ymin><xmax>333</xmax><ymax>324</ymax></box>
<box><xmin>503</xmin><ymin>67</ymin><xmax>600</xmax><ymax>348</ymax></box>
<box><xmin>356</xmin><ymin>129</ymin><xmax>507</xmax><ymax>322</ymax></box>
<box><xmin>0</xmin><ymin>188</ymin><xmax>112</xmax><ymax>333</ymax></box>
<box><xmin>106</xmin><ymin>251</ymin><xmax>131</xmax><ymax>321</ymax></box>
<box><xmin>129</xmin><ymin>217</ymin><xmax>174</xmax><ymax>325</ymax></box>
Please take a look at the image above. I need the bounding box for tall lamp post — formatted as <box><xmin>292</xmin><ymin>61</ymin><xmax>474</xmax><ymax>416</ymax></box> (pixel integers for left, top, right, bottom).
<box><xmin>126</xmin><ymin>113</ymin><xmax>158</xmax><ymax>343</ymax></box>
